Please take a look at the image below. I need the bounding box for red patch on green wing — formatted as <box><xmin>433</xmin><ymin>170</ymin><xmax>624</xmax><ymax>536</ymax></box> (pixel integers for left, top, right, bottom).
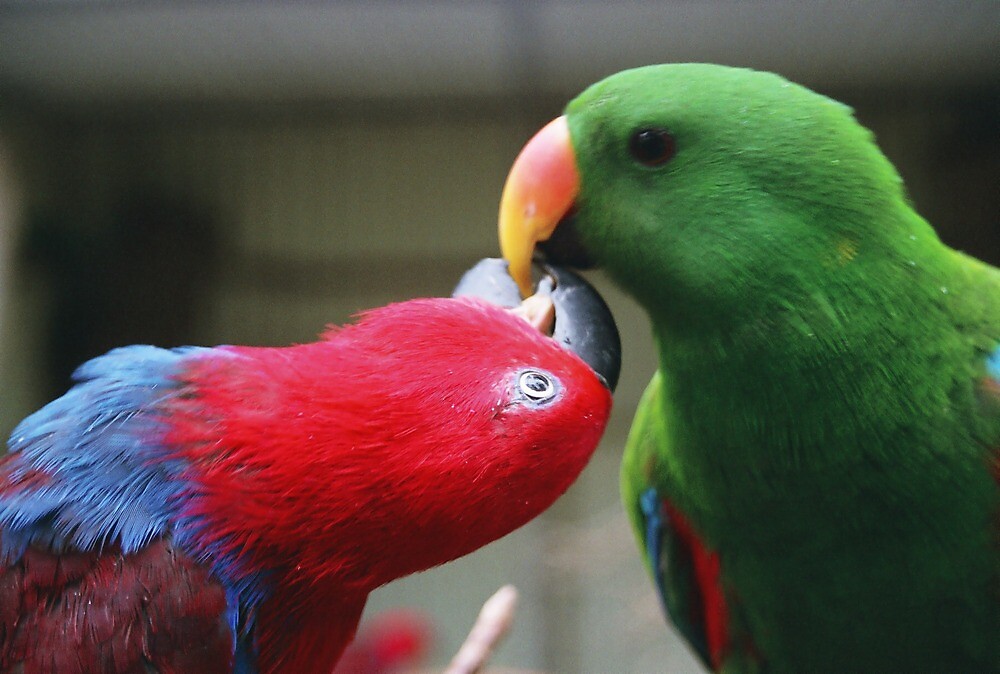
<box><xmin>980</xmin><ymin>375</ymin><xmax>1000</xmax><ymax>483</ymax></box>
<box><xmin>663</xmin><ymin>502</ymin><xmax>730</xmax><ymax>669</ymax></box>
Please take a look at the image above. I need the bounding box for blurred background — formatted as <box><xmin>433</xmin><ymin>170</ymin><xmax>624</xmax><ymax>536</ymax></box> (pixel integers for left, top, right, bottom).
<box><xmin>0</xmin><ymin>2</ymin><xmax>997</xmax><ymax>672</ymax></box>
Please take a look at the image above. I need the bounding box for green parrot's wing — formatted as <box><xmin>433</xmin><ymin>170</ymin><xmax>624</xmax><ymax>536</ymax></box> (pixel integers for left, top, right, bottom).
<box><xmin>621</xmin><ymin>373</ymin><xmax>729</xmax><ymax>671</ymax></box>
<box><xmin>988</xmin><ymin>343</ymin><xmax>999</xmax><ymax>446</ymax></box>
<box><xmin>988</xmin><ymin>345</ymin><xmax>999</xmax><ymax>394</ymax></box>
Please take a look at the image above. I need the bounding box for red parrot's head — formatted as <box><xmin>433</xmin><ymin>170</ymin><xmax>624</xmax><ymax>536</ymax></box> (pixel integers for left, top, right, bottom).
<box><xmin>318</xmin><ymin>296</ymin><xmax>613</xmax><ymax>584</ymax></box>
<box><xmin>174</xmin><ymin>294</ymin><xmax>613</xmax><ymax>591</ymax></box>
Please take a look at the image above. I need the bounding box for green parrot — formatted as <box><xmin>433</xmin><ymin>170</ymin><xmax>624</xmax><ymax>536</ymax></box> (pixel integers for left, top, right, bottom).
<box><xmin>497</xmin><ymin>64</ymin><xmax>999</xmax><ymax>672</ymax></box>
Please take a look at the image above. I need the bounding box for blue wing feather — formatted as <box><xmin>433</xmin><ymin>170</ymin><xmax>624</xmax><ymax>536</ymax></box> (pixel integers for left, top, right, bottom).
<box><xmin>1</xmin><ymin>345</ymin><xmax>277</xmax><ymax>672</ymax></box>
<box><xmin>639</xmin><ymin>486</ymin><xmax>668</xmax><ymax>602</ymax></box>
<box><xmin>0</xmin><ymin>345</ymin><xmax>209</xmax><ymax>560</ymax></box>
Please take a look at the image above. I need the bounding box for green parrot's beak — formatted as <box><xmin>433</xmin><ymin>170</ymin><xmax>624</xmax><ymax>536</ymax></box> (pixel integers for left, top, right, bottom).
<box><xmin>499</xmin><ymin>116</ymin><xmax>580</xmax><ymax>297</ymax></box>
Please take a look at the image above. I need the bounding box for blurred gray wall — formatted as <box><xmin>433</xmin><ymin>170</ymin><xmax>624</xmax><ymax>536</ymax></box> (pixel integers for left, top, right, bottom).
<box><xmin>0</xmin><ymin>2</ymin><xmax>997</xmax><ymax>672</ymax></box>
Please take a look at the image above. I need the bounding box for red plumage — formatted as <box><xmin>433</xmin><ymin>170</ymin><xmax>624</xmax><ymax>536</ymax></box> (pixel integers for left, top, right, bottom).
<box><xmin>333</xmin><ymin>609</ymin><xmax>433</xmax><ymax>673</ymax></box>
<box><xmin>662</xmin><ymin>502</ymin><xmax>730</xmax><ymax>670</ymax></box>
<box><xmin>171</xmin><ymin>297</ymin><xmax>610</xmax><ymax>671</ymax></box>
<box><xmin>0</xmin><ymin>296</ymin><xmax>610</xmax><ymax>673</ymax></box>
<box><xmin>0</xmin><ymin>536</ymin><xmax>231</xmax><ymax>673</ymax></box>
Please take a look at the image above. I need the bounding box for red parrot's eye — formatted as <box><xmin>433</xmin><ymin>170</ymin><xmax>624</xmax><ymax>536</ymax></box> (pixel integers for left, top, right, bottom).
<box><xmin>518</xmin><ymin>370</ymin><xmax>558</xmax><ymax>403</ymax></box>
<box><xmin>628</xmin><ymin>128</ymin><xmax>676</xmax><ymax>167</ymax></box>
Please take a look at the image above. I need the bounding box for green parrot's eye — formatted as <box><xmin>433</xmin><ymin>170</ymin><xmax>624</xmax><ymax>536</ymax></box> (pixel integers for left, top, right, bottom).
<box><xmin>518</xmin><ymin>370</ymin><xmax>558</xmax><ymax>403</ymax></box>
<box><xmin>628</xmin><ymin>128</ymin><xmax>676</xmax><ymax>167</ymax></box>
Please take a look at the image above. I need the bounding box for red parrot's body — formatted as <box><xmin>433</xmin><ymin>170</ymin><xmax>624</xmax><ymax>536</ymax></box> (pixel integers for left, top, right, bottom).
<box><xmin>0</xmin><ymin>297</ymin><xmax>611</xmax><ymax>673</ymax></box>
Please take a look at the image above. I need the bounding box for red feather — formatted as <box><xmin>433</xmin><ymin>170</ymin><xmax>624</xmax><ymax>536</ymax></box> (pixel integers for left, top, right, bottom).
<box><xmin>662</xmin><ymin>502</ymin><xmax>730</xmax><ymax>670</ymax></box>
<box><xmin>334</xmin><ymin>609</ymin><xmax>433</xmax><ymax>673</ymax></box>
<box><xmin>164</xmin><ymin>297</ymin><xmax>611</xmax><ymax>671</ymax></box>
<box><xmin>0</xmin><ymin>535</ymin><xmax>231</xmax><ymax>673</ymax></box>
<box><xmin>0</xmin><ymin>297</ymin><xmax>610</xmax><ymax>672</ymax></box>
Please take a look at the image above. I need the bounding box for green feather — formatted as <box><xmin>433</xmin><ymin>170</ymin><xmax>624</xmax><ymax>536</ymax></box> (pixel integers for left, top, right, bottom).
<box><xmin>566</xmin><ymin>64</ymin><xmax>999</xmax><ymax>672</ymax></box>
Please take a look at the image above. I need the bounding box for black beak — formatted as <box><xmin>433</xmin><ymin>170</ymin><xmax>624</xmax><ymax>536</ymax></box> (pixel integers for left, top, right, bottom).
<box><xmin>539</xmin><ymin>212</ymin><xmax>597</xmax><ymax>270</ymax></box>
<box><xmin>453</xmin><ymin>258</ymin><xmax>621</xmax><ymax>392</ymax></box>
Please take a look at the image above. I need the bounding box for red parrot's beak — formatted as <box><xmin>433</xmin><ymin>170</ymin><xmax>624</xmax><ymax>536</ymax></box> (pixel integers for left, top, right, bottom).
<box><xmin>499</xmin><ymin>116</ymin><xmax>579</xmax><ymax>297</ymax></box>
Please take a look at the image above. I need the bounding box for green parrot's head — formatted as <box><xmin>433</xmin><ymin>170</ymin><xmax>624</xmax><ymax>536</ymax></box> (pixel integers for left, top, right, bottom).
<box><xmin>499</xmin><ymin>64</ymin><xmax>914</xmax><ymax>327</ymax></box>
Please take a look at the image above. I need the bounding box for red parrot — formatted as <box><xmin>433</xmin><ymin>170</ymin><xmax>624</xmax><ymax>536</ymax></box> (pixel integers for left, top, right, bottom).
<box><xmin>0</xmin><ymin>263</ymin><xmax>617</xmax><ymax>674</ymax></box>
<box><xmin>333</xmin><ymin>609</ymin><xmax>433</xmax><ymax>673</ymax></box>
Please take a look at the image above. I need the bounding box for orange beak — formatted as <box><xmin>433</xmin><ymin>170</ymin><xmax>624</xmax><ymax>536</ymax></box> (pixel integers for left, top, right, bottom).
<box><xmin>498</xmin><ymin>116</ymin><xmax>580</xmax><ymax>297</ymax></box>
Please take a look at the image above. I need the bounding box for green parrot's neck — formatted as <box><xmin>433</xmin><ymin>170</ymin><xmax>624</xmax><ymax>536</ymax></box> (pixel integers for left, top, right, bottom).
<box><xmin>645</xmin><ymin>225</ymin><xmax>995</xmax><ymax>532</ymax></box>
<box><xmin>644</xmin><ymin>235</ymin><xmax>999</xmax><ymax>670</ymax></box>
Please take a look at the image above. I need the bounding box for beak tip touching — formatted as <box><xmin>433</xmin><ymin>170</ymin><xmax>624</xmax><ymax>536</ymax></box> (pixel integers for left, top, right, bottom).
<box><xmin>453</xmin><ymin>258</ymin><xmax>621</xmax><ymax>392</ymax></box>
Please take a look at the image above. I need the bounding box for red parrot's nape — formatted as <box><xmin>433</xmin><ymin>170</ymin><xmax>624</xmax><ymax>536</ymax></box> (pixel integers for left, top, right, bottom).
<box><xmin>0</xmin><ymin>291</ymin><xmax>614</xmax><ymax>673</ymax></box>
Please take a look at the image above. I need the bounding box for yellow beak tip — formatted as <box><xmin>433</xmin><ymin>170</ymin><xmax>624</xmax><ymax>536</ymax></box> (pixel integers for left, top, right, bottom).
<box><xmin>498</xmin><ymin>115</ymin><xmax>579</xmax><ymax>300</ymax></box>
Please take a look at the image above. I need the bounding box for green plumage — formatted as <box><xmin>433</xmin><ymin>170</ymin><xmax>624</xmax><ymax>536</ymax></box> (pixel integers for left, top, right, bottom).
<box><xmin>563</xmin><ymin>65</ymin><xmax>998</xmax><ymax>672</ymax></box>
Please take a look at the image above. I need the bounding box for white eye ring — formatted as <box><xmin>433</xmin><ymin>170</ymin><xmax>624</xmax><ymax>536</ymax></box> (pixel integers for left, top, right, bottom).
<box><xmin>518</xmin><ymin>370</ymin><xmax>557</xmax><ymax>402</ymax></box>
